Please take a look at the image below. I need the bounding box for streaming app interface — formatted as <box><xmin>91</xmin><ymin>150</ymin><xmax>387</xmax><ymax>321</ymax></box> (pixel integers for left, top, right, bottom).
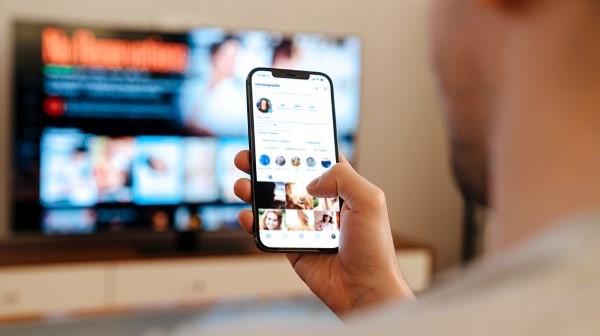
<box><xmin>250</xmin><ymin>70</ymin><xmax>340</xmax><ymax>249</ymax></box>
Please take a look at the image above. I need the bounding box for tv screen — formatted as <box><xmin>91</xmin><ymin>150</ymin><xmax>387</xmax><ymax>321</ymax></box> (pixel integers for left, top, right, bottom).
<box><xmin>12</xmin><ymin>22</ymin><xmax>361</xmax><ymax>235</ymax></box>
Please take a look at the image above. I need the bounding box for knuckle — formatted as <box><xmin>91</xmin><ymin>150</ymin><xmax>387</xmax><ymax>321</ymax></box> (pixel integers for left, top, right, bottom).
<box><xmin>330</xmin><ymin>162</ymin><xmax>347</xmax><ymax>175</ymax></box>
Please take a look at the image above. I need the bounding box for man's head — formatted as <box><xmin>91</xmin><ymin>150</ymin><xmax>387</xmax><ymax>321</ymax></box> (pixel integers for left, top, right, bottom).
<box><xmin>431</xmin><ymin>0</ymin><xmax>600</xmax><ymax>247</ymax></box>
<box><xmin>430</xmin><ymin>0</ymin><xmax>600</xmax><ymax>208</ymax></box>
<box><xmin>429</xmin><ymin>0</ymin><xmax>511</xmax><ymax>206</ymax></box>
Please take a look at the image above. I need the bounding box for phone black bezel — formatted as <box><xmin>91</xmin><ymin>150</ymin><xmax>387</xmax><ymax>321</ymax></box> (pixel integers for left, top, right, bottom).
<box><xmin>245</xmin><ymin>67</ymin><xmax>340</xmax><ymax>253</ymax></box>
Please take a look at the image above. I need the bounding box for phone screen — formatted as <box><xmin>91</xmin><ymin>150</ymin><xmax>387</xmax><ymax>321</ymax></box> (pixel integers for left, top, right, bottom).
<box><xmin>247</xmin><ymin>68</ymin><xmax>340</xmax><ymax>251</ymax></box>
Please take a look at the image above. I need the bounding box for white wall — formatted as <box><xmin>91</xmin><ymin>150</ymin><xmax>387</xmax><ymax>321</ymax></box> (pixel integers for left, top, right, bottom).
<box><xmin>0</xmin><ymin>0</ymin><xmax>463</xmax><ymax>269</ymax></box>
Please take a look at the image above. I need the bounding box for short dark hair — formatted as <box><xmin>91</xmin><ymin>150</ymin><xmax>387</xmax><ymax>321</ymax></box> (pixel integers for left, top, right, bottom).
<box><xmin>272</xmin><ymin>38</ymin><xmax>295</xmax><ymax>64</ymax></box>
<box><xmin>210</xmin><ymin>34</ymin><xmax>240</xmax><ymax>57</ymax></box>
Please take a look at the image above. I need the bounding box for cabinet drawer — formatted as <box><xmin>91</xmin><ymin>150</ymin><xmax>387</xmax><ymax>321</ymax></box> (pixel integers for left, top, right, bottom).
<box><xmin>111</xmin><ymin>256</ymin><xmax>308</xmax><ymax>307</ymax></box>
<box><xmin>0</xmin><ymin>264</ymin><xmax>106</xmax><ymax>317</ymax></box>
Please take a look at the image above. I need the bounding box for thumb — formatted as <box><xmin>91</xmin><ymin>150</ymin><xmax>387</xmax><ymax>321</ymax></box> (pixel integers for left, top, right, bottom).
<box><xmin>306</xmin><ymin>162</ymin><xmax>383</xmax><ymax>209</ymax></box>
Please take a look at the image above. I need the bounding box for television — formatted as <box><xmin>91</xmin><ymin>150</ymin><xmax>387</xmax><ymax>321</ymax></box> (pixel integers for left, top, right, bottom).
<box><xmin>11</xmin><ymin>22</ymin><xmax>361</xmax><ymax>236</ymax></box>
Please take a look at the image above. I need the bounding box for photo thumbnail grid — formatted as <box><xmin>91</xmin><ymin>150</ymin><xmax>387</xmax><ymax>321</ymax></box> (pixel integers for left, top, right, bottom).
<box><xmin>258</xmin><ymin>209</ymin><xmax>340</xmax><ymax>232</ymax></box>
<box><xmin>256</xmin><ymin>181</ymin><xmax>340</xmax><ymax>232</ymax></box>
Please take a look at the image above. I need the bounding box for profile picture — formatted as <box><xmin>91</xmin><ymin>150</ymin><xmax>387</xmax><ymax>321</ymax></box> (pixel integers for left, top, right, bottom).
<box><xmin>314</xmin><ymin>211</ymin><xmax>337</xmax><ymax>231</ymax></box>
<box><xmin>256</xmin><ymin>98</ymin><xmax>272</xmax><ymax>113</ymax></box>
<box><xmin>275</xmin><ymin>156</ymin><xmax>286</xmax><ymax>166</ymax></box>
<box><xmin>259</xmin><ymin>209</ymin><xmax>283</xmax><ymax>230</ymax></box>
<box><xmin>321</xmin><ymin>158</ymin><xmax>333</xmax><ymax>168</ymax></box>
<box><xmin>306</xmin><ymin>157</ymin><xmax>316</xmax><ymax>167</ymax></box>
<box><xmin>291</xmin><ymin>156</ymin><xmax>301</xmax><ymax>167</ymax></box>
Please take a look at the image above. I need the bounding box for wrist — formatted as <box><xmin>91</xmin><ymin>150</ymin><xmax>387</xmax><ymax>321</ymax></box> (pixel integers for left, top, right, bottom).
<box><xmin>359</xmin><ymin>274</ymin><xmax>414</xmax><ymax>306</ymax></box>
<box><xmin>341</xmin><ymin>271</ymin><xmax>414</xmax><ymax>317</ymax></box>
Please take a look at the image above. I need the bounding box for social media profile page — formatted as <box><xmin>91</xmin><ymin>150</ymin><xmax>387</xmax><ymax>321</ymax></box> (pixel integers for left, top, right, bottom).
<box><xmin>251</xmin><ymin>71</ymin><xmax>340</xmax><ymax>249</ymax></box>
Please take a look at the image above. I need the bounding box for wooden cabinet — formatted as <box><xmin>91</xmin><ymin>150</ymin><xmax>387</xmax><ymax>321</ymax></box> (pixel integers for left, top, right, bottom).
<box><xmin>0</xmin><ymin>251</ymin><xmax>432</xmax><ymax>321</ymax></box>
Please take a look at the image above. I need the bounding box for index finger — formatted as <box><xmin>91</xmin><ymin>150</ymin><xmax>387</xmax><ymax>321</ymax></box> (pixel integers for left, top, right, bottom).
<box><xmin>234</xmin><ymin>150</ymin><xmax>251</xmax><ymax>174</ymax></box>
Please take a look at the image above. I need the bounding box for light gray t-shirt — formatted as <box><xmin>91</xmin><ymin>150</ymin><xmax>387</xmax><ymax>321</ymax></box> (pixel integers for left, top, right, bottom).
<box><xmin>196</xmin><ymin>215</ymin><xmax>600</xmax><ymax>335</ymax></box>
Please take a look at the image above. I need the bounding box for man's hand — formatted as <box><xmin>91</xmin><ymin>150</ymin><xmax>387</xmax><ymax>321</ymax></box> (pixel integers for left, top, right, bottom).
<box><xmin>233</xmin><ymin>150</ymin><xmax>414</xmax><ymax>317</ymax></box>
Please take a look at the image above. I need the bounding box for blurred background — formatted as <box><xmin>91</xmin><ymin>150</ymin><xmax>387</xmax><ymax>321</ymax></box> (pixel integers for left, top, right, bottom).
<box><xmin>0</xmin><ymin>0</ymin><xmax>468</xmax><ymax>331</ymax></box>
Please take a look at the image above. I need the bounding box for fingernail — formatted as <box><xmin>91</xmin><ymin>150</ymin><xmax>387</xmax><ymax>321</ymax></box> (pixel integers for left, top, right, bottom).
<box><xmin>307</xmin><ymin>177</ymin><xmax>320</xmax><ymax>190</ymax></box>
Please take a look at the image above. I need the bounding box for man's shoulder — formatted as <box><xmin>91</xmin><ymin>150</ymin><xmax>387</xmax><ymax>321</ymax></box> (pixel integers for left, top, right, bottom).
<box><xmin>347</xmin><ymin>214</ymin><xmax>600</xmax><ymax>335</ymax></box>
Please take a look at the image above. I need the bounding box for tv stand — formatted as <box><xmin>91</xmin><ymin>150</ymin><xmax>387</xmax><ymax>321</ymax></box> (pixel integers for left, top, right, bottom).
<box><xmin>0</xmin><ymin>234</ymin><xmax>433</xmax><ymax>323</ymax></box>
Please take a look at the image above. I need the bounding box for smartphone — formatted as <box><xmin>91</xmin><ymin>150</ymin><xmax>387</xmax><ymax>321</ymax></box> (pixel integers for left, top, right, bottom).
<box><xmin>246</xmin><ymin>67</ymin><xmax>341</xmax><ymax>253</ymax></box>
